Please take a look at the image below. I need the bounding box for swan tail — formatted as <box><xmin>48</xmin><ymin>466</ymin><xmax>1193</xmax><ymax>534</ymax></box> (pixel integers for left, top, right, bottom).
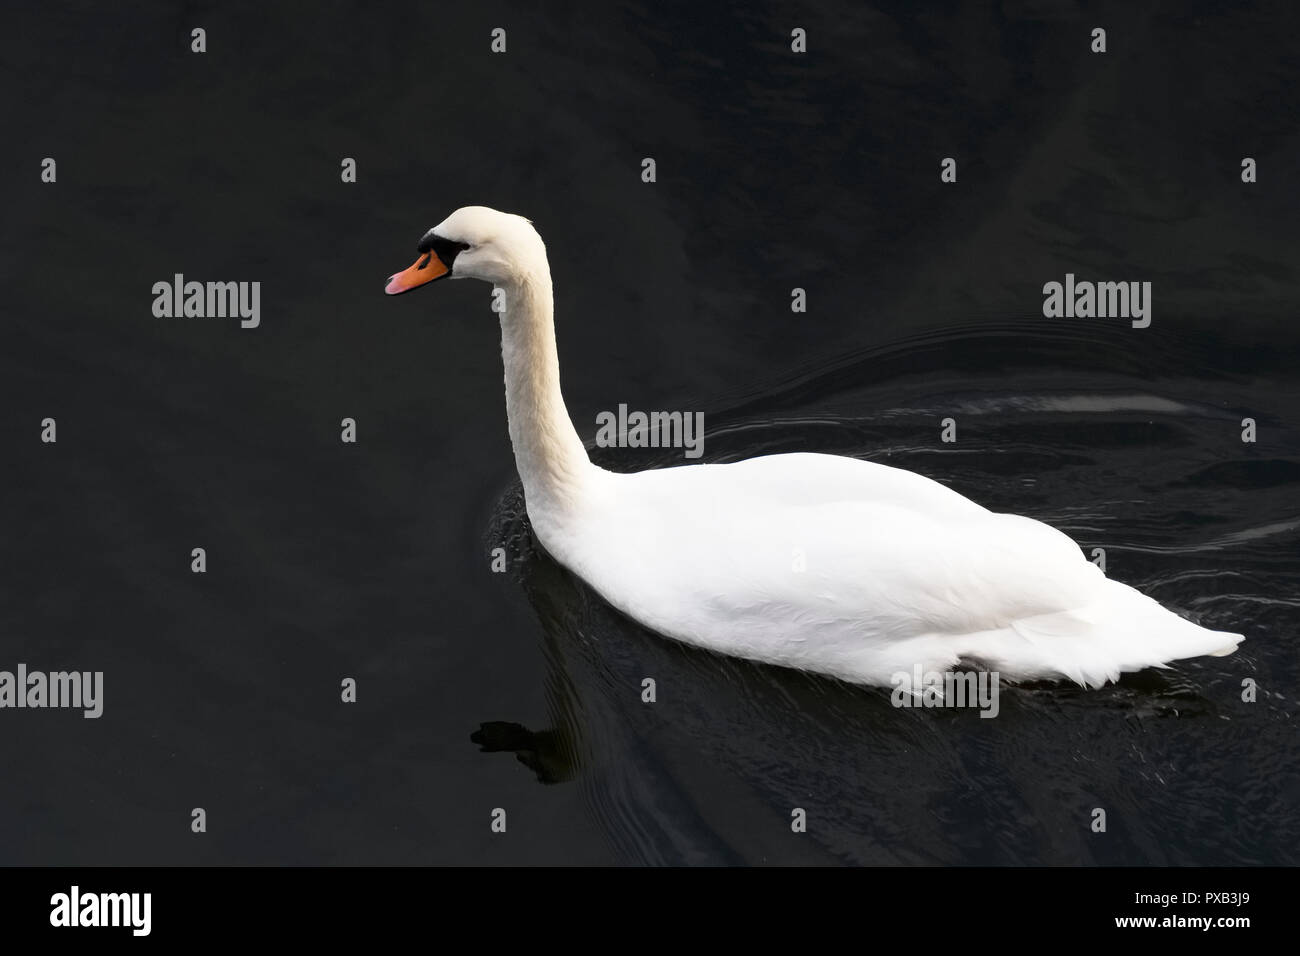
<box><xmin>951</xmin><ymin>580</ymin><xmax>1244</xmax><ymax>689</ymax></box>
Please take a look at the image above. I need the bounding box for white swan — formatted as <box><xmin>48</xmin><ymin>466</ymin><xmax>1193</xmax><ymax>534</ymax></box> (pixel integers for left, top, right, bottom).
<box><xmin>386</xmin><ymin>206</ymin><xmax>1243</xmax><ymax>689</ymax></box>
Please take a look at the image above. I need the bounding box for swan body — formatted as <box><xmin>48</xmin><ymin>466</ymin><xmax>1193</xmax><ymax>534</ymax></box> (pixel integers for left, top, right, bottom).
<box><xmin>386</xmin><ymin>206</ymin><xmax>1243</xmax><ymax>688</ymax></box>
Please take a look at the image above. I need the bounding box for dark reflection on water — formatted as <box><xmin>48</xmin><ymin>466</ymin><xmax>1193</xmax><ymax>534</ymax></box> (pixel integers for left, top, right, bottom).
<box><xmin>481</xmin><ymin>326</ymin><xmax>1299</xmax><ymax>865</ymax></box>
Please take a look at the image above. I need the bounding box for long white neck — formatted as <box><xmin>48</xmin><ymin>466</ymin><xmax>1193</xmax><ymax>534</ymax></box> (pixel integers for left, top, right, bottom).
<box><xmin>497</xmin><ymin>259</ymin><xmax>594</xmax><ymax>522</ymax></box>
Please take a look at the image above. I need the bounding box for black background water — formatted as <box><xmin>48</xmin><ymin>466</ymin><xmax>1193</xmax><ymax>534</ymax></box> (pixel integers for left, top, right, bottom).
<box><xmin>1</xmin><ymin>0</ymin><xmax>1297</xmax><ymax>865</ymax></box>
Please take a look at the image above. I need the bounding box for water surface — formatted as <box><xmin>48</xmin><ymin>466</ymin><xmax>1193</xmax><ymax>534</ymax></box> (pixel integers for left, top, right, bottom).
<box><xmin>0</xmin><ymin>0</ymin><xmax>1296</xmax><ymax>865</ymax></box>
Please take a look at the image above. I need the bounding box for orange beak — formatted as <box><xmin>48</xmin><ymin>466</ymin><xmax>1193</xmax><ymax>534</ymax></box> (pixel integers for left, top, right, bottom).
<box><xmin>384</xmin><ymin>249</ymin><xmax>451</xmax><ymax>295</ymax></box>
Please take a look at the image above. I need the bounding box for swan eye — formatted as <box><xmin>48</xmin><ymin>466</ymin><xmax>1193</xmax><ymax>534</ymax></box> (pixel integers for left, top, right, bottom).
<box><xmin>416</xmin><ymin>232</ymin><xmax>472</xmax><ymax>269</ymax></box>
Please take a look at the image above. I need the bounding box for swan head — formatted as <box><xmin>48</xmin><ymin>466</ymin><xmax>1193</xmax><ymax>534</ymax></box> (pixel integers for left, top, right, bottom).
<box><xmin>384</xmin><ymin>205</ymin><xmax>544</xmax><ymax>294</ymax></box>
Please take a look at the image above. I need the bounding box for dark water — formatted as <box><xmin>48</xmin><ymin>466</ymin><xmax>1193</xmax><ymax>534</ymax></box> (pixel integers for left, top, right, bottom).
<box><xmin>1</xmin><ymin>1</ymin><xmax>1297</xmax><ymax>864</ymax></box>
